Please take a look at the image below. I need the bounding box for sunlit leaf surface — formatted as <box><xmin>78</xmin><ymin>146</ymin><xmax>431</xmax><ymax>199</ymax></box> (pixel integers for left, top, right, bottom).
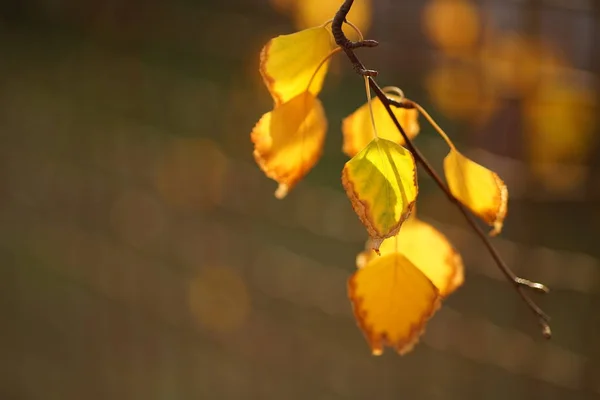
<box><xmin>251</xmin><ymin>92</ymin><xmax>327</xmax><ymax>199</ymax></box>
<box><xmin>348</xmin><ymin>253</ymin><xmax>441</xmax><ymax>355</ymax></box>
<box><xmin>342</xmin><ymin>138</ymin><xmax>418</xmax><ymax>252</ymax></box>
<box><xmin>357</xmin><ymin>216</ymin><xmax>464</xmax><ymax>297</ymax></box>
<box><xmin>444</xmin><ymin>149</ymin><xmax>507</xmax><ymax>235</ymax></box>
<box><xmin>260</xmin><ymin>25</ymin><xmax>334</xmax><ymax>106</ymax></box>
<box><xmin>342</xmin><ymin>94</ymin><xmax>420</xmax><ymax>158</ymax></box>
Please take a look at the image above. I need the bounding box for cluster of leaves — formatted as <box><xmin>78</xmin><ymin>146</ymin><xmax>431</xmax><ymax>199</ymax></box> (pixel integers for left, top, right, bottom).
<box><xmin>251</xmin><ymin>22</ymin><xmax>510</xmax><ymax>355</ymax></box>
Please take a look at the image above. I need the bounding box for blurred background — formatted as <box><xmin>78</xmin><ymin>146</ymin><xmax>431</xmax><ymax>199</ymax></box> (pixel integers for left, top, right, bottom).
<box><xmin>0</xmin><ymin>0</ymin><xmax>599</xmax><ymax>398</ymax></box>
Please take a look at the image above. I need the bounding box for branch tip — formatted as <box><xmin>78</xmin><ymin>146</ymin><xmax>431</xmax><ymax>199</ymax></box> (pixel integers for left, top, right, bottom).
<box><xmin>541</xmin><ymin>323</ymin><xmax>552</xmax><ymax>339</ymax></box>
<box><xmin>515</xmin><ymin>277</ymin><xmax>550</xmax><ymax>294</ymax></box>
<box><xmin>332</xmin><ymin>0</ymin><xmax>379</xmax><ymax>77</ymax></box>
<box><xmin>349</xmin><ymin>39</ymin><xmax>379</xmax><ymax>48</ymax></box>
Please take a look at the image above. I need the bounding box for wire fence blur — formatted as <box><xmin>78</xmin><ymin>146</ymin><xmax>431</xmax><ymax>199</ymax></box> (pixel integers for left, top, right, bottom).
<box><xmin>0</xmin><ymin>0</ymin><xmax>599</xmax><ymax>399</ymax></box>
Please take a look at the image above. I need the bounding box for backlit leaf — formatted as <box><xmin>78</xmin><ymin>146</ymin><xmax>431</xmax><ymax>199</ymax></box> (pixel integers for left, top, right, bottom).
<box><xmin>444</xmin><ymin>149</ymin><xmax>507</xmax><ymax>235</ymax></box>
<box><xmin>342</xmin><ymin>138</ymin><xmax>418</xmax><ymax>252</ymax></box>
<box><xmin>251</xmin><ymin>92</ymin><xmax>327</xmax><ymax>199</ymax></box>
<box><xmin>357</xmin><ymin>216</ymin><xmax>464</xmax><ymax>297</ymax></box>
<box><xmin>342</xmin><ymin>94</ymin><xmax>420</xmax><ymax>157</ymax></box>
<box><xmin>260</xmin><ymin>26</ymin><xmax>335</xmax><ymax>106</ymax></box>
<box><xmin>348</xmin><ymin>253</ymin><xmax>441</xmax><ymax>355</ymax></box>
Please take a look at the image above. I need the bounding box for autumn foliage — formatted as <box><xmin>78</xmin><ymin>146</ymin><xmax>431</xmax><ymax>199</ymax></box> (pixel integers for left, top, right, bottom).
<box><xmin>251</xmin><ymin>17</ymin><xmax>511</xmax><ymax>355</ymax></box>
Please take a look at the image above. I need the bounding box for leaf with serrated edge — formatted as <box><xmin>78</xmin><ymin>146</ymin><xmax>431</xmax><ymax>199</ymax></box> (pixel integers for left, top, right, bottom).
<box><xmin>348</xmin><ymin>252</ymin><xmax>441</xmax><ymax>355</ymax></box>
<box><xmin>444</xmin><ymin>149</ymin><xmax>507</xmax><ymax>236</ymax></box>
<box><xmin>342</xmin><ymin>94</ymin><xmax>420</xmax><ymax>158</ymax></box>
<box><xmin>260</xmin><ymin>26</ymin><xmax>334</xmax><ymax>106</ymax></box>
<box><xmin>342</xmin><ymin>138</ymin><xmax>418</xmax><ymax>252</ymax></box>
<box><xmin>251</xmin><ymin>92</ymin><xmax>327</xmax><ymax>199</ymax></box>
<box><xmin>357</xmin><ymin>215</ymin><xmax>464</xmax><ymax>297</ymax></box>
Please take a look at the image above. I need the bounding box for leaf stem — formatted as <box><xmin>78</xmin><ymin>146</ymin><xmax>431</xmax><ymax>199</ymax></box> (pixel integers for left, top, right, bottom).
<box><xmin>364</xmin><ymin>76</ymin><xmax>379</xmax><ymax>139</ymax></box>
<box><xmin>406</xmin><ymin>100</ymin><xmax>456</xmax><ymax>151</ymax></box>
<box><xmin>332</xmin><ymin>0</ymin><xmax>551</xmax><ymax>338</ymax></box>
<box><xmin>305</xmin><ymin>47</ymin><xmax>342</xmax><ymax>94</ymax></box>
<box><xmin>344</xmin><ymin>20</ymin><xmax>365</xmax><ymax>41</ymax></box>
<box><xmin>381</xmin><ymin>86</ymin><xmax>406</xmax><ymax>99</ymax></box>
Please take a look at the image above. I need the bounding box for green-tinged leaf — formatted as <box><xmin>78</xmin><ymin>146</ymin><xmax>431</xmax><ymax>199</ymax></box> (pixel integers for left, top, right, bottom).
<box><xmin>342</xmin><ymin>138</ymin><xmax>418</xmax><ymax>252</ymax></box>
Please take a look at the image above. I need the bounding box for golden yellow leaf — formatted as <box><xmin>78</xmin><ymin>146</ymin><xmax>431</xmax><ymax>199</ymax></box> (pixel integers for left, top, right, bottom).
<box><xmin>260</xmin><ymin>25</ymin><xmax>335</xmax><ymax>106</ymax></box>
<box><xmin>342</xmin><ymin>138</ymin><xmax>418</xmax><ymax>252</ymax></box>
<box><xmin>348</xmin><ymin>253</ymin><xmax>441</xmax><ymax>355</ymax></box>
<box><xmin>357</xmin><ymin>216</ymin><xmax>464</xmax><ymax>297</ymax></box>
<box><xmin>251</xmin><ymin>91</ymin><xmax>327</xmax><ymax>199</ymax></box>
<box><xmin>341</xmin><ymin>94</ymin><xmax>420</xmax><ymax>157</ymax></box>
<box><xmin>444</xmin><ymin>149</ymin><xmax>507</xmax><ymax>235</ymax></box>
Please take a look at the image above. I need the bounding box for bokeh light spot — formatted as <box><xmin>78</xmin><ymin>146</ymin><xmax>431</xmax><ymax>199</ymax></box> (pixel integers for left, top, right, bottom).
<box><xmin>155</xmin><ymin>138</ymin><xmax>228</xmax><ymax>211</ymax></box>
<box><xmin>422</xmin><ymin>0</ymin><xmax>481</xmax><ymax>55</ymax></box>
<box><xmin>272</xmin><ymin>0</ymin><xmax>372</xmax><ymax>37</ymax></box>
<box><xmin>188</xmin><ymin>266</ymin><xmax>250</xmax><ymax>334</ymax></box>
<box><xmin>524</xmin><ymin>74</ymin><xmax>597</xmax><ymax>193</ymax></box>
<box><xmin>425</xmin><ymin>61</ymin><xmax>497</xmax><ymax>124</ymax></box>
<box><xmin>300</xmin><ymin>0</ymin><xmax>371</xmax><ymax>36</ymax></box>
<box><xmin>481</xmin><ymin>33</ymin><xmax>565</xmax><ymax>98</ymax></box>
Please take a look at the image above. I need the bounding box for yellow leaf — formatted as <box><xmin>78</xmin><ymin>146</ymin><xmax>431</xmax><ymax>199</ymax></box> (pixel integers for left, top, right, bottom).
<box><xmin>342</xmin><ymin>94</ymin><xmax>420</xmax><ymax>157</ymax></box>
<box><xmin>444</xmin><ymin>149</ymin><xmax>507</xmax><ymax>235</ymax></box>
<box><xmin>342</xmin><ymin>138</ymin><xmax>418</xmax><ymax>252</ymax></box>
<box><xmin>348</xmin><ymin>253</ymin><xmax>441</xmax><ymax>355</ymax></box>
<box><xmin>357</xmin><ymin>216</ymin><xmax>464</xmax><ymax>297</ymax></box>
<box><xmin>251</xmin><ymin>92</ymin><xmax>327</xmax><ymax>199</ymax></box>
<box><xmin>260</xmin><ymin>26</ymin><xmax>335</xmax><ymax>106</ymax></box>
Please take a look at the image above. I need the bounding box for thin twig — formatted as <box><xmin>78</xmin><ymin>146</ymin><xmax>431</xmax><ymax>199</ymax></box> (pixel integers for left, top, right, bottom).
<box><xmin>332</xmin><ymin>0</ymin><xmax>551</xmax><ymax>338</ymax></box>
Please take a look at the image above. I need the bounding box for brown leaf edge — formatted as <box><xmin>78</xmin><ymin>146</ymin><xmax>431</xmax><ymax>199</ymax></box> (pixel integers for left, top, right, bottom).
<box><xmin>250</xmin><ymin>99</ymin><xmax>327</xmax><ymax>199</ymax></box>
<box><xmin>441</xmin><ymin>245</ymin><xmax>465</xmax><ymax>297</ymax></box>
<box><xmin>445</xmin><ymin>151</ymin><xmax>508</xmax><ymax>237</ymax></box>
<box><xmin>489</xmin><ymin>173</ymin><xmax>508</xmax><ymax>237</ymax></box>
<box><xmin>341</xmin><ymin>157</ymin><xmax>417</xmax><ymax>253</ymax></box>
<box><xmin>258</xmin><ymin>39</ymin><xmax>284</xmax><ymax>106</ymax></box>
<box><xmin>356</xmin><ymin>241</ymin><xmax>464</xmax><ymax>297</ymax></box>
<box><xmin>340</xmin><ymin>110</ymin><xmax>362</xmax><ymax>158</ymax></box>
<box><xmin>340</xmin><ymin>99</ymin><xmax>420</xmax><ymax>158</ymax></box>
<box><xmin>347</xmin><ymin>265</ymin><xmax>442</xmax><ymax>356</ymax></box>
<box><xmin>414</xmin><ymin>220</ymin><xmax>465</xmax><ymax>298</ymax></box>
